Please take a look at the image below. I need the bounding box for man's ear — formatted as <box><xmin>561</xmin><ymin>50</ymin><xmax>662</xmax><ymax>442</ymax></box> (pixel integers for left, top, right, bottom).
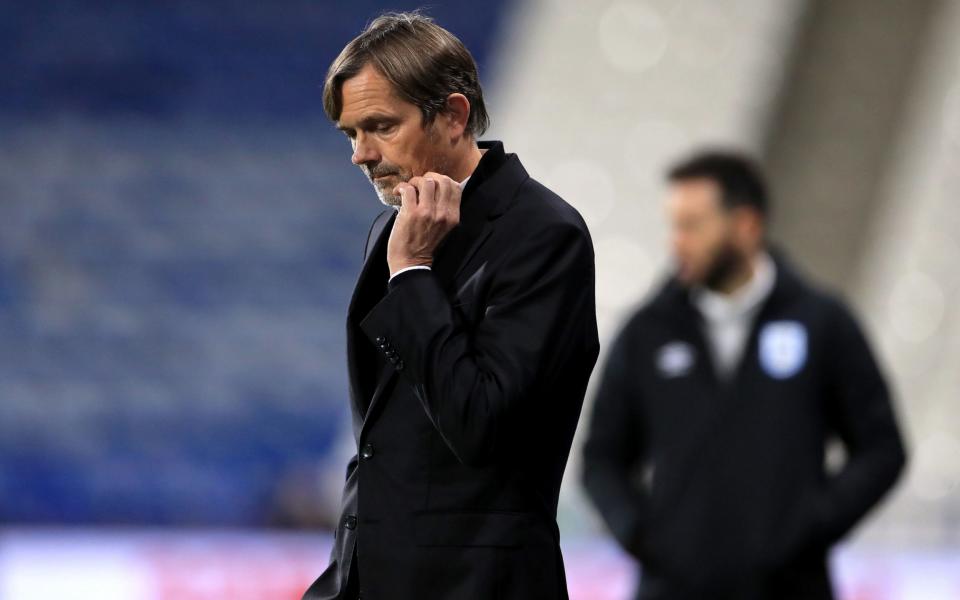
<box><xmin>732</xmin><ymin>205</ymin><xmax>764</xmax><ymax>245</ymax></box>
<box><xmin>443</xmin><ymin>93</ymin><xmax>471</xmax><ymax>140</ymax></box>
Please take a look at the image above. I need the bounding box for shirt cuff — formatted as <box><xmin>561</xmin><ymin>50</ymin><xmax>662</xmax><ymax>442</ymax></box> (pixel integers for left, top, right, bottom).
<box><xmin>388</xmin><ymin>265</ymin><xmax>432</xmax><ymax>282</ymax></box>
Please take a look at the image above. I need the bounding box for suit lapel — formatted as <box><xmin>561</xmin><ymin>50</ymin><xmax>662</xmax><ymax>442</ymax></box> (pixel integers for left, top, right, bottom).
<box><xmin>429</xmin><ymin>190</ymin><xmax>495</xmax><ymax>288</ymax></box>
<box><xmin>347</xmin><ymin>209</ymin><xmax>396</xmax><ymax>323</ymax></box>
<box><xmin>431</xmin><ymin>148</ymin><xmax>527</xmax><ymax>288</ymax></box>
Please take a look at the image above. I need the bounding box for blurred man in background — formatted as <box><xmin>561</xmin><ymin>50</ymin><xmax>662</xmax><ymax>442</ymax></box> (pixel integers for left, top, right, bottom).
<box><xmin>582</xmin><ymin>150</ymin><xmax>906</xmax><ymax>600</ymax></box>
<box><xmin>303</xmin><ymin>12</ymin><xmax>599</xmax><ymax>600</ymax></box>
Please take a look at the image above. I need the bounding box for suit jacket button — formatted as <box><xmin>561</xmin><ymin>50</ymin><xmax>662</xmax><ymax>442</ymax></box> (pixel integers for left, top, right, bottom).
<box><xmin>361</xmin><ymin>444</ymin><xmax>375</xmax><ymax>460</ymax></box>
<box><xmin>344</xmin><ymin>515</ymin><xmax>358</xmax><ymax>530</ymax></box>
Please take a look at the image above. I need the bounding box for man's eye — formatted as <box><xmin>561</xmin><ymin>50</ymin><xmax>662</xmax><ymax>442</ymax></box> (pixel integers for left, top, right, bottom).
<box><xmin>376</xmin><ymin>123</ymin><xmax>395</xmax><ymax>134</ymax></box>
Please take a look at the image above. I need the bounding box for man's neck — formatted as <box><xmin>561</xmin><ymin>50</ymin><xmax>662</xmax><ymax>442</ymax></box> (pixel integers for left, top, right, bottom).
<box><xmin>446</xmin><ymin>141</ymin><xmax>484</xmax><ymax>183</ymax></box>
<box><xmin>711</xmin><ymin>251</ymin><xmax>763</xmax><ymax>296</ymax></box>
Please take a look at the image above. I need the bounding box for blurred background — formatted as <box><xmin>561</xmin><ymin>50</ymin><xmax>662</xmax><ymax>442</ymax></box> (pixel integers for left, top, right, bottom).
<box><xmin>0</xmin><ymin>0</ymin><xmax>957</xmax><ymax>598</ymax></box>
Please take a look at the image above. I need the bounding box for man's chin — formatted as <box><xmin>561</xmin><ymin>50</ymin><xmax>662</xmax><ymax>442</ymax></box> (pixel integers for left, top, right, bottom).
<box><xmin>373</xmin><ymin>186</ymin><xmax>402</xmax><ymax>207</ymax></box>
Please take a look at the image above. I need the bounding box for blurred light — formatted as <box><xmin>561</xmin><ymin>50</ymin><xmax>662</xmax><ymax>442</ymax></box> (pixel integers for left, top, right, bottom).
<box><xmin>887</xmin><ymin>270</ymin><xmax>946</xmax><ymax>344</ymax></box>
<box><xmin>546</xmin><ymin>158</ymin><xmax>617</xmax><ymax>227</ymax></box>
<box><xmin>941</xmin><ymin>82</ymin><xmax>960</xmax><ymax>149</ymax></box>
<box><xmin>670</xmin><ymin>2</ymin><xmax>734</xmax><ymax>69</ymax></box>
<box><xmin>595</xmin><ymin>235</ymin><xmax>655</xmax><ymax>311</ymax></box>
<box><xmin>916</xmin><ymin>230</ymin><xmax>960</xmax><ymax>286</ymax></box>
<box><xmin>910</xmin><ymin>431</ymin><xmax>960</xmax><ymax>502</ymax></box>
<box><xmin>622</xmin><ymin>119</ymin><xmax>691</xmax><ymax>180</ymax></box>
<box><xmin>598</xmin><ymin>1</ymin><xmax>669</xmax><ymax>74</ymax></box>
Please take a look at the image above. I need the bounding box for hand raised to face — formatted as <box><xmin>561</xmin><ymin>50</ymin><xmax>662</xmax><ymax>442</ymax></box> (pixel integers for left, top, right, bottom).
<box><xmin>387</xmin><ymin>172</ymin><xmax>462</xmax><ymax>276</ymax></box>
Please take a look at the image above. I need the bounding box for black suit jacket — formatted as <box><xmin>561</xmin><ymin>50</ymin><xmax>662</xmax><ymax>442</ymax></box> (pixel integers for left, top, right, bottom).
<box><xmin>582</xmin><ymin>252</ymin><xmax>906</xmax><ymax>600</ymax></box>
<box><xmin>304</xmin><ymin>141</ymin><xmax>600</xmax><ymax>600</ymax></box>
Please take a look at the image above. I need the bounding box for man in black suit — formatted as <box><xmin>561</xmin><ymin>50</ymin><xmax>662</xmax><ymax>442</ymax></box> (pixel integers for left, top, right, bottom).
<box><xmin>302</xmin><ymin>12</ymin><xmax>600</xmax><ymax>600</ymax></box>
<box><xmin>582</xmin><ymin>151</ymin><xmax>906</xmax><ymax>600</ymax></box>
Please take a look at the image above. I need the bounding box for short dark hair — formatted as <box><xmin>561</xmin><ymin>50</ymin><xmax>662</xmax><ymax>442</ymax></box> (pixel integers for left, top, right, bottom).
<box><xmin>323</xmin><ymin>11</ymin><xmax>490</xmax><ymax>137</ymax></box>
<box><xmin>667</xmin><ymin>150</ymin><xmax>770</xmax><ymax>218</ymax></box>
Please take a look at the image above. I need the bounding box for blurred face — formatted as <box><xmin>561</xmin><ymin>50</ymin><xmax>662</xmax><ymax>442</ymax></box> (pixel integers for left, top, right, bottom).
<box><xmin>337</xmin><ymin>63</ymin><xmax>451</xmax><ymax>206</ymax></box>
<box><xmin>666</xmin><ymin>178</ymin><xmax>748</xmax><ymax>288</ymax></box>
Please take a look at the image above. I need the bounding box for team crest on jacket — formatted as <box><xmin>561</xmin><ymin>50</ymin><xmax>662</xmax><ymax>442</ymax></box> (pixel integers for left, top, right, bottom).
<box><xmin>656</xmin><ymin>341</ymin><xmax>695</xmax><ymax>378</ymax></box>
<box><xmin>759</xmin><ymin>321</ymin><xmax>808</xmax><ymax>379</ymax></box>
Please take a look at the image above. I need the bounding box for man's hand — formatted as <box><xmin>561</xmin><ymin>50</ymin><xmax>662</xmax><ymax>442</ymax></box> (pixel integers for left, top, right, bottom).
<box><xmin>387</xmin><ymin>172</ymin><xmax>462</xmax><ymax>276</ymax></box>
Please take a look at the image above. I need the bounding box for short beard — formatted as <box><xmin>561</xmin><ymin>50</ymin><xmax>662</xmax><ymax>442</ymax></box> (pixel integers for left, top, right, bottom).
<box><xmin>375</xmin><ymin>179</ymin><xmax>407</xmax><ymax>208</ymax></box>
<box><xmin>363</xmin><ymin>163</ymin><xmax>410</xmax><ymax>207</ymax></box>
<box><xmin>702</xmin><ymin>242</ymin><xmax>747</xmax><ymax>291</ymax></box>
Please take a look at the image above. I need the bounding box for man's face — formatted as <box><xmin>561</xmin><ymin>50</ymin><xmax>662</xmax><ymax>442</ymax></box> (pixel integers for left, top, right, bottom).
<box><xmin>337</xmin><ymin>63</ymin><xmax>450</xmax><ymax>206</ymax></box>
<box><xmin>666</xmin><ymin>178</ymin><xmax>742</xmax><ymax>288</ymax></box>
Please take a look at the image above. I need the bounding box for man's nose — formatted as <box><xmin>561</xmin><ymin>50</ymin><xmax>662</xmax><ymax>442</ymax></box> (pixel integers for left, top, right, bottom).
<box><xmin>351</xmin><ymin>134</ymin><xmax>380</xmax><ymax>166</ymax></box>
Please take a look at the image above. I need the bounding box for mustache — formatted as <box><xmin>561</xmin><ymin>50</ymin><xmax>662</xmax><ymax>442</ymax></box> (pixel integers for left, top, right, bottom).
<box><xmin>364</xmin><ymin>164</ymin><xmax>400</xmax><ymax>181</ymax></box>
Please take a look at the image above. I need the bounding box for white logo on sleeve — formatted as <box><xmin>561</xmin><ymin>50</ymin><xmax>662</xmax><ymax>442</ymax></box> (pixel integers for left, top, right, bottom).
<box><xmin>759</xmin><ymin>321</ymin><xmax>808</xmax><ymax>379</ymax></box>
<box><xmin>656</xmin><ymin>341</ymin><xmax>695</xmax><ymax>378</ymax></box>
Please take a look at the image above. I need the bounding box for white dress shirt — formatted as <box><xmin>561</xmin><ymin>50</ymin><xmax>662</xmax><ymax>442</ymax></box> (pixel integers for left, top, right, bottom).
<box><xmin>691</xmin><ymin>252</ymin><xmax>776</xmax><ymax>380</ymax></box>
<box><xmin>388</xmin><ymin>175</ymin><xmax>471</xmax><ymax>281</ymax></box>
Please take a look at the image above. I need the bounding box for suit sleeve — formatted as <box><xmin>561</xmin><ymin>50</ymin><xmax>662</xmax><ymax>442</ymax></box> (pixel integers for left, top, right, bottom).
<box><xmin>804</xmin><ymin>301</ymin><xmax>907</xmax><ymax>548</ymax></box>
<box><xmin>581</xmin><ymin>326</ymin><xmax>658</xmax><ymax>563</ymax></box>
<box><xmin>358</xmin><ymin>221</ymin><xmax>598</xmax><ymax>466</ymax></box>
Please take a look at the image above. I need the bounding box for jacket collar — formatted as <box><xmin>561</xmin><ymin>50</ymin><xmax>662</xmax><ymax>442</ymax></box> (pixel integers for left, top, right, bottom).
<box><xmin>429</xmin><ymin>140</ymin><xmax>528</xmax><ymax>286</ymax></box>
